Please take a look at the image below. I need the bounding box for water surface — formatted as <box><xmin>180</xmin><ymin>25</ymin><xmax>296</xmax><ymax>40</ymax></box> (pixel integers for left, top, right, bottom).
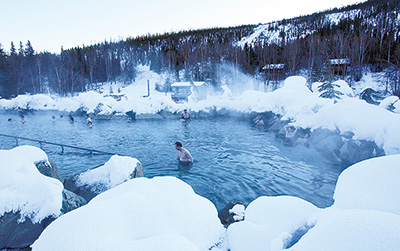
<box><xmin>0</xmin><ymin>111</ymin><xmax>343</xmax><ymax>210</ymax></box>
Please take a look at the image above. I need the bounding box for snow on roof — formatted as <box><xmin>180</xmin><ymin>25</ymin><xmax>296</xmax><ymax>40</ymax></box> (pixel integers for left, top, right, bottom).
<box><xmin>262</xmin><ymin>64</ymin><xmax>285</xmax><ymax>70</ymax></box>
<box><xmin>328</xmin><ymin>58</ymin><xmax>351</xmax><ymax>65</ymax></box>
<box><xmin>193</xmin><ymin>81</ymin><xmax>207</xmax><ymax>87</ymax></box>
<box><xmin>171</xmin><ymin>82</ymin><xmax>191</xmax><ymax>87</ymax></box>
<box><xmin>171</xmin><ymin>82</ymin><xmax>207</xmax><ymax>87</ymax></box>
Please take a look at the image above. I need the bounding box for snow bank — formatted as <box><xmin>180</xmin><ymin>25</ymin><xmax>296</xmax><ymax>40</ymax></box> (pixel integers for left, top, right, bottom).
<box><xmin>0</xmin><ymin>146</ymin><xmax>63</xmax><ymax>223</ymax></box>
<box><xmin>333</xmin><ymin>79</ymin><xmax>355</xmax><ymax>97</ymax></box>
<box><xmin>32</xmin><ymin>176</ymin><xmax>225</xmax><ymax>251</ymax></box>
<box><xmin>313</xmin><ymin>98</ymin><xmax>400</xmax><ymax>154</ymax></box>
<box><xmin>0</xmin><ymin>93</ymin><xmax>57</xmax><ymax>110</ymax></box>
<box><xmin>76</xmin><ymin>155</ymin><xmax>141</xmax><ymax>192</ymax></box>
<box><xmin>379</xmin><ymin>95</ymin><xmax>400</xmax><ymax>112</ymax></box>
<box><xmin>10</xmin><ymin>145</ymin><xmax>49</xmax><ymax>164</ymax></box>
<box><xmin>98</xmin><ymin>233</ymin><xmax>201</xmax><ymax>251</ymax></box>
<box><xmin>288</xmin><ymin>208</ymin><xmax>400</xmax><ymax>251</ymax></box>
<box><xmin>288</xmin><ymin>154</ymin><xmax>400</xmax><ymax>250</ymax></box>
<box><xmin>227</xmin><ymin>196</ymin><xmax>319</xmax><ymax>251</ymax></box>
<box><xmin>333</xmin><ymin>154</ymin><xmax>400</xmax><ymax>215</ymax></box>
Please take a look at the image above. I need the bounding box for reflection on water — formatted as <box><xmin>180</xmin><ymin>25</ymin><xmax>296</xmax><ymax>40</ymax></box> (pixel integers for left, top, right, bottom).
<box><xmin>0</xmin><ymin>111</ymin><xmax>343</xmax><ymax>210</ymax></box>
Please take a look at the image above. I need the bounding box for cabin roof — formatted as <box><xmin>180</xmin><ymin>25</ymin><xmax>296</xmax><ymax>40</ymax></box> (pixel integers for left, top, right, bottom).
<box><xmin>171</xmin><ymin>81</ymin><xmax>208</xmax><ymax>87</ymax></box>
<box><xmin>171</xmin><ymin>82</ymin><xmax>191</xmax><ymax>87</ymax></box>
<box><xmin>262</xmin><ymin>64</ymin><xmax>285</xmax><ymax>70</ymax></box>
<box><xmin>192</xmin><ymin>81</ymin><xmax>207</xmax><ymax>87</ymax></box>
<box><xmin>328</xmin><ymin>58</ymin><xmax>351</xmax><ymax>65</ymax></box>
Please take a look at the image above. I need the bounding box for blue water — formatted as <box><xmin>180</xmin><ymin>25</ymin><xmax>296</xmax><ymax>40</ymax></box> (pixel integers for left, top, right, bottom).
<box><xmin>0</xmin><ymin>111</ymin><xmax>342</xmax><ymax>210</ymax></box>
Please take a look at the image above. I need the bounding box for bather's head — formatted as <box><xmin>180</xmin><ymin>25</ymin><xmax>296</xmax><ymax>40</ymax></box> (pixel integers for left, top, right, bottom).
<box><xmin>175</xmin><ymin>141</ymin><xmax>183</xmax><ymax>150</ymax></box>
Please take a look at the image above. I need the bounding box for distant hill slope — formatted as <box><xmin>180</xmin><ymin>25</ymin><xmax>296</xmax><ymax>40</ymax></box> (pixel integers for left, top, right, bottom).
<box><xmin>239</xmin><ymin>0</ymin><xmax>400</xmax><ymax>48</ymax></box>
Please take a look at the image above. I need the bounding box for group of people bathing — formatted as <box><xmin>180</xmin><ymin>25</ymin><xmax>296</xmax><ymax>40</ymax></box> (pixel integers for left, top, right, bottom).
<box><xmin>11</xmin><ymin>107</ymin><xmax>93</xmax><ymax>128</ymax></box>
<box><xmin>254</xmin><ymin>115</ymin><xmax>310</xmax><ymax>147</ymax></box>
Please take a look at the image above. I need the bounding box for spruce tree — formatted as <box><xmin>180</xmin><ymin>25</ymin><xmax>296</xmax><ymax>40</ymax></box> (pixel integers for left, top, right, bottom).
<box><xmin>0</xmin><ymin>44</ymin><xmax>12</xmax><ymax>98</ymax></box>
<box><xmin>318</xmin><ymin>82</ymin><xmax>343</xmax><ymax>102</ymax></box>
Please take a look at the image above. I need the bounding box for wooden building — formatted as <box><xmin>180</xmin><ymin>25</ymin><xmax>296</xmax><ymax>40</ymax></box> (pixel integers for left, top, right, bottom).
<box><xmin>171</xmin><ymin>81</ymin><xmax>209</xmax><ymax>102</ymax></box>
<box><xmin>327</xmin><ymin>58</ymin><xmax>351</xmax><ymax>76</ymax></box>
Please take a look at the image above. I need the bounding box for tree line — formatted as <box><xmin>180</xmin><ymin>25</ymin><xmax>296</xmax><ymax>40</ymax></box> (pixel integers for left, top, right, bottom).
<box><xmin>0</xmin><ymin>0</ymin><xmax>399</xmax><ymax>99</ymax></box>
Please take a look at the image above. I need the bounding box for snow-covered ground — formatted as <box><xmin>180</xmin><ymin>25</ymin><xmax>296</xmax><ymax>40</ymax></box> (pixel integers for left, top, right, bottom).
<box><xmin>0</xmin><ymin>146</ymin><xmax>395</xmax><ymax>251</ymax></box>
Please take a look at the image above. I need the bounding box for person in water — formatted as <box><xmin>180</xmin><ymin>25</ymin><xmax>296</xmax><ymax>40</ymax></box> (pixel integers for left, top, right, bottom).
<box><xmin>85</xmin><ymin>114</ymin><xmax>93</xmax><ymax>127</ymax></box>
<box><xmin>180</xmin><ymin>109</ymin><xmax>191</xmax><ymax>120</ymax></box>
<box><xmin>175</xmin><ymin>141</ymin><xmax>193</xmax><ymax>164</ymax></box>
<box><xmin>17</xmin><ymin>107</ymin><xmax>24</xmax><ymax>120</ymax></box>
<box><xmin>68</xmin><ymin>114</ymin><xmax>75</xmax><ymax>123</ymax></box>
<box><xmin>254</xmin><ymin>116</ymin><xmax>265</xmax><ymax>126</ymax></box>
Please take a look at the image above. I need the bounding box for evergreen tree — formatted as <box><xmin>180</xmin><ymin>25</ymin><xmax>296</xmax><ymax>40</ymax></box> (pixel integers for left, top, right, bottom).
<box><xmin>318</xmin><ymin>82</ymin><xmax>343</xmax><ymax>102</ymax></box>
<box><xmin>0</xmin><ymin>44</ymin><xmax>12</xmax><ymax>98</ymax></box>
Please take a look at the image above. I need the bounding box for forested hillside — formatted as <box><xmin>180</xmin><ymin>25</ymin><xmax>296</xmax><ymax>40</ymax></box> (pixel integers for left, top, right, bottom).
<box><xmin>0</xmin><ymin>0</ymin><xmax>399</xmax><ymax>98</ymax></box>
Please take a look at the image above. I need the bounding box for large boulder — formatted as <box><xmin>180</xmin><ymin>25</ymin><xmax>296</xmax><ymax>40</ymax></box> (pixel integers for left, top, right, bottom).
<box><xmin>339</xmin><ymin>140</ymin><xmax>384</xmax><ymax>165</ymax></box>
<box><xmin>64</xmin><ymin>155</ymin><xmax>143</xmax><ymax>202</ymax></box>
<box><xmin>32</xmin><ymin>153</ymin><xmax>87</xmax><ymax>215</ymax></box>
<box><xmin>61</xmin><ymin>189</ymin><xmax>87</xmax><ymax>214</ymax></box>
<box><xmin>0</xmin><ymin>212</ymin><xmax>56</xmax><ymax>250</ymax></box>
<box><xmin>0</xmin><ymin>147</ymin><xmax>63</xmax><ymax>250</ymax></box>
<box><xmin>308</xmin><ymin>128</ymin><xmax>344</xmax><ymax>162</ymax></box>
<box><xmin>35</xmin><ymin>158</ymin><xmax>61</xmax><ymax>181</ymax></box>
<box><xmin>218</xmin><ymin>201</ymin><xmax>246</xmax><ymax>227</ymax></box>
<box><xmin>359</xmin><ymin>88</ymin><xmax>384</xmax><ymax>105</ymax></box>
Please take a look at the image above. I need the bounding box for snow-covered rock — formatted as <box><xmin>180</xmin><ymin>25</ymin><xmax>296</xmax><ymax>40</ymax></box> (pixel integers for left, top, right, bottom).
<box><xmin>63</xmin><ymin>155</ymin><xmax>143</xmax><ymax>201</ymax></box>
<box><xmin>333</xmin><ymin>154</ymin><xmax>400</xmax><ymax>215</ymax></box>
<box><xmin>311</xmin><ymin>81</ymin><xmax>323</xmax><ymax>94</ymax></box>
<box><xmin>0</xmin><ymin>148</ymin><xmax>63</xmax><ymax>223</ymax></box>
<box><xmin>227</xmin><ymin>196</ymin><xmax>319</xmax><ymax>251</ymax></box>
<box><xmin>8</xmin><ymin>145</ymin><xmax>61</xmax><ymax>180</ymax></box>
<box><xmin>32</xmin><ymin>177</ymin><xmax>225</xmax><ymax>251</ymax></box>
<box><xmin>287</xmin><ymin>208</ymin><xmax>400</xmax><ymax>251</ymax></box>
<box><xmin>379</xmin><ymin>95</ymin><xmax>400</xmax><ymax>112</ymax></box>
<box><xmin>0</xmin><ymin>146</ymin><xmax>64</xmax><ymax>249</ymax></box>
<box><xmin>218</xmin><ymin>201</ymin><xmax>246</xmax><ymax>227</ymax></box>
<box><xmin>287</xmin><ymin>154</ymin><xmax>400</xmax><ymax>250</ymax></box>
<box><xmin>333</xmin><ymin>80</ymin><xmax>355</xmax><ymax>98</ymax></box>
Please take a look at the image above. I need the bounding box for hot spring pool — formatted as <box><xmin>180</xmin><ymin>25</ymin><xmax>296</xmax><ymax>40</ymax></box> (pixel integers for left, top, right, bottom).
<box><xmin>0</xmin><ymin>111</ymin><xmax>344</xmax><ymax>210</ymax></box>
